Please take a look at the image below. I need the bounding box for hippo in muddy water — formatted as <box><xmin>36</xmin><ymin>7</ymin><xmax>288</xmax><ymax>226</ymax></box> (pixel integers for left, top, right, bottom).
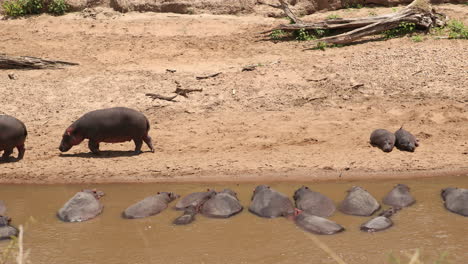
<box><xmin>57</xmin><ymin>189</ymin><xmax>105</xmax><ymax>222</ymax></box>
<box><xmin>383</xmin><ymin>184</ymin><xmax>416</xmax><ymax>208</ymax></box>
<box><xmin>123</xmin><ymin>192</ymin><xmax>179</xmax><ymax>219</ymax></box>
<box><xmin>441</xmin><ymin>187</ymin><xmax>468</xmax><ymax>217</ymax></box>
<box><xmin>0</xmin><ymin>115</ymin><xmax>27</xmax><ymax>161</ymax></box>
<box><xmin>370</xmin><ymin>129</ymin><xmax>395</xmax><ymax>153</ymax></box>
<box><xmin>394</xmin><ymin>127</ymin><xmax>419</xmax><ymax>152</ymax></box>
<box><xmin>360</xmin><ymin>207</ymin><xmax>400</xmax><ymax>232</ymax></box>
<box><xmin>249</xmin><ymin>185</ymin><xmax>294</xmax><ymax>218</ymax></box>
<box><xmin>0</xmin><ymin>200</ymin><xmax>6</xmax><ymax>215</ymax></box>
<box><xmin>338</xmin><ymin>186</ymin><xmax>380</xmax><ymax>216</ymax></box>
<box><xmin>0</xmin><ymin>215</ymin><xmax>18</xmax><ymax>240</ymax></box>
<box><xmin>295</xmin><ymin>211</ymin><xmax>344</xmax><ymax>235</ymax></box>
<box><xmin>59</xmin><ymin>107</ymin><xmax>154</xmax><ymax>155</ymax></box>
<box><xmin>293</xmin><ymin>186</ymin><xmax>336</xmax><ymax>218</ymax></box>
<box><xmin>173</xmin><ymin>189</ymin><xmax>216</xmax><ymax>225</ymax></box>
<box><xmin>201</xmin><ymin>189</ymin><xmax>243</xmax><ymax>218</ymax></box>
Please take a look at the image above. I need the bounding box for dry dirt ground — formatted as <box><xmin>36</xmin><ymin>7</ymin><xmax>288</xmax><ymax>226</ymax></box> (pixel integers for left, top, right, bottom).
<box><xmin>0</xmin><ymin>4</ymin><xmax>467</xmax><ymax>183</ymax></box>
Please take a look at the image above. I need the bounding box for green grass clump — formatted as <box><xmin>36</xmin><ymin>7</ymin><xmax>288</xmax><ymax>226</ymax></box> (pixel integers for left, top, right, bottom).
<box><xmin>383</xmin><ymin>22</ymin><xmax>416</xmax><ymax>39</ymax></box>
<box><xmin>270</xmin><ymin>29</ymin><xmax>289</xmax><ymax>40</ymax></box>
<box><xmin>48</xmin><ymin>0</ymin><xmax>68</xmax><ymax>15</ymax></box>
<box><xmin>295</xmin><ymin>28</ymin><xmax>316</xmax><ymax>41</ymax></box>
<box><xmin>447</xmin><ymin>19</ymin><xmax>468</xmax><ymax>39</ymax></box>
<box><xmin>327</xmin><ymin>14</ymin><xmax>341</xmax><ymax>19</ymax></box>
<box><xmin>1</xmin><ymin>0</ymin><xmax>68</xmax><ymax>17</ymax></box>
<box><xmin>411</xmin><ymin>35</ymin><xmax>423</xmax><ymax>42</ymax></box>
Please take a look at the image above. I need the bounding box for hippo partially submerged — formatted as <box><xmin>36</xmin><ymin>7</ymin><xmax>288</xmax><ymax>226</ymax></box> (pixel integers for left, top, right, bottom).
<box><xmin>383</xmin><ymin>184</ymin><xmax>416</xmax><ymax>208</ymax></box>
<box><xmin>123</xmin><ymin>192</ymin><xmax>178</xmax><ymax>219</ymax></box>
<box><xmin>293</xmin><ymin>186</ymin><xmax>335</xmax><ymax>218</ymax></box>
<box><xmin>57</xmin><ymin>189</ymin><xmax>105</xmax><ymax>222</ymax></box>
<box><xmin>59</xmin><ymin>107</ymin><xmax>154</xmax><ymax>155</ymax></box>
<box><xmin>0</xmin><ymin>215</ymin><xmax>18</xmax><ymax>240</ymax></box>
<box><xmin>338</xmin><ymin>186</ymin><xmax>380</xmax><ymax>216</ymax></box>
<box><xmin>0</xmin><ymin>115</ymin><xmax>27</xmax><ymax>161</ymax></box>
<box><xmin>295</xmin><ymin>211</ymin><xmax>344</xmax><ymax>235</ymax></box>
<box><xmin>249</xmin><ymin>185</ymin><xmax>294</xmax><ymax>218</ymax></box>
<box><xmin>441</xmin><ymin>188</ymin><xmax>468</xmax><ymax>217</ymax></box>
<box><xmin>0</xmin><ymin>200</ymin><xmax>6</xmax><ymax>215</ymax></box>
<box><xmin>370</xmin><ymin>129</ymin><xmax>395</xmax><ymax>153</ymax></box>
<box><xmin>360</xmin><ymin>207</ymin><xmax>400</xmax><ymax>232</ymax></box>
<box><xmin>394</xmin><ymin>127</ymin><xmax>419</xmax><ymax>152</ymax></box>
<box><xmin>201</xmin><ymin>189</ymin><xmax>243</xmax><ymax>218</ymax></box>
<box><xmin>173</xmin><ymin>189</ymin><xmax>216</xmax><ymax>225</ymax></box>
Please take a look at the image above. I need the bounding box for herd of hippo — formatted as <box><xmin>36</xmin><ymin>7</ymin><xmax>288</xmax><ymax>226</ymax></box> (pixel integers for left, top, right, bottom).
<box><xmin>1</xmin><ymin>184</ymin><xmax>467</xmax><ymax>240</ymax></box>
<box><xmin>1</xmin><ymin>106</ymin><xmax>420</xmax><ymax>161</ymax></box>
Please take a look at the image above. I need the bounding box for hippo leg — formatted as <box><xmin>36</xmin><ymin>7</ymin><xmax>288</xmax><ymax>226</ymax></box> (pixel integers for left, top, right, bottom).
<box><xmin>143</xmin><ymin>135</ymin><xmax>154</xmax><ymax>153</ymax></box>
<box><xmin>16</xmin><ymin>144</ymin><xmax>25</xmax><ymax>160</ymax></box>
<box><xmin>88</xmin><ymin>140</ymin><xmax>100</xmax><ymax>154</ymax></box>
<box><xmin>1</xmin><ymin>148</ymin><xmax>13</xmax><ymax>161</ymax></box>
<box><xmin>133</xmin><ymin>139</ymin><xmax>143</xmax><ymax>154</ymax></box>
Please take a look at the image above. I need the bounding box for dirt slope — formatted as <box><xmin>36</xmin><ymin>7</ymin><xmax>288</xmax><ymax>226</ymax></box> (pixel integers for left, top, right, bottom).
<box><xmin>0</xmin><ymin>5</ymin><xmax>467</xmax><ymax>183</ymax></box>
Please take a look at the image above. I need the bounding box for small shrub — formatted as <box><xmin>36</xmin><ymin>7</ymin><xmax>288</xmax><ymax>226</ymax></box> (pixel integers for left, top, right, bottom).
<box><xmin>411</xmin><ymin>35</ymin><xmax>423</xmax><ymax>42</ymax></box>
<box><xmin>383</xmin><ymin>22</ymin><xmax>416</xmax><ymax>39</ymax></box>
<box><xmin>295</xmin><ymin>28</ymin><xmax>316</xmax><ymax>41</ymax></box>
<box><xmin>368</xmin><ymin>10</ymin><xmax>377</xmax><ymax>16</ymax></box>
<box><xmin>447</xmin><ymin>19</ymin><xmax>468</xmax><ymax>39</ymax></box>
<box><xmin>24</xmin><ymin>0</ymin><xmax>43</xmax><ymax>14</ymax></box>
<box><xmin>314</xmin><ymin>41</ymin><xmax>328</xmax><ymax>50</ymax></box>
<box><xmin>326</xmin><ymin>14</ymin><xmax>341</xmax><ymax>19</ymax></box>
<box><xmin>48</xmin><ymin>0</ymin><xmax>68</xmax><ymax>15</ymax></box>
<box><xmin>392</xmin><ymin>7</ymin><xmax>398</xmax><ymax>12</ymax></box>
<box><xmin>270</xmin><ymin>29</ymin><xmax>288</xmax><ymax>40</ymax></box>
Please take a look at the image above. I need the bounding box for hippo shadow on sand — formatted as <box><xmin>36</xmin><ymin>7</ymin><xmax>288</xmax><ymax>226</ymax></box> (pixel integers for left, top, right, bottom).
<box><xmin>59</xmin><ymin>150</ymin><xmax>153</xmax><ymax>159</ymax></box>
<box><xmin>0</xmin><ymin>156</ymin><xmax>23</xmax><ymax>164</ymax></box>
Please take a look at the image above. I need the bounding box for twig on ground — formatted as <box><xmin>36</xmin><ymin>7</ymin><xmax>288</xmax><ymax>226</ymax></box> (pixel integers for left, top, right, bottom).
<box><xmin>196</xmin><ymin>72</ymin><xmax>222</xmax><ymax>80</ymax></box>
<box><xmin>145</xmin><ymin>93</ymin><xmax>178</xmax><ymax>102</ymax></box>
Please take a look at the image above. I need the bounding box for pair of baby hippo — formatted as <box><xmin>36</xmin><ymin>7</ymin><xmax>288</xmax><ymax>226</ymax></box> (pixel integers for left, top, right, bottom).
<box><xmin>0</xmin><ymin>107</ymin><xmax>154</xmax><ymax>161</ymax></box>
<box><xmin>53</xmin><ymin>186</ymin><xmax>468</xmax><ymax>237</ymax></box>
<box><xmin>370</xmin><ymin>127</ymin><xmax>419</xmax><ymax>152</ymax></box>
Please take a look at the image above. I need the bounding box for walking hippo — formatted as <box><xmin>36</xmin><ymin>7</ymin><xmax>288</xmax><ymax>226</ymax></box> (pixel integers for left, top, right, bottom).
<box><xmin>394</xmin><ymin>127</ymin><xmax>419</xmax><ymax>152</ymax></box>
<box><xmin>295</xmin><ymin>211</ymin><xmax>344</xmax><ymax>235</ymax></box>
<box><xmin>0</xmin><ymin>115</ymin><xmax>27</xmax><ymax>161</ymax></box>
<box><xmin>293</xmin><ymin>186</ymin><xmax>335</xmax><ymax>218</ymax></box>
<box><xmin>201</xmin><ymin>189</ymin><xmax>243</xmax><ymax>218</ymax></box>
<box><xmin>122</xmin><ymin>192</ymin><xmax>179</xmax><ymax>219</ymax></box>
<box><xmin>0</xmin><ymin>216</ymin><xmax>18</xmax><ymax>240</ymax></box>
<box><xmin>441</xmin><ymin>188</ymin><xmax>468</xmax><ymax>217</ymax></box>
<box><xmin>370</xmin><ymin>129</ymin><xmax>395</xmax><ymax>153</ymax></box>
<box><xmin>249</xmin><ymin>185</ymin><xmax>294</xmax><ymax>218</ymax></box>
<box><xmin>383</xmin><ymin>184</ymin><xmax>416</xmax><ymax>208</ymax></box>
<box><xmin>173</xmin><ymin>189</ymin><xmax>216</xmax><ymax>225</ymax></box>
<box><xmin>338</xmin><ymin>186</ymin><xmax>380</xmax><ymax>216</ymax></box>
<box><xmin>57</xmin><ymin>189</ymin><xmax>105</xmax><ymax>222</ymax></box>
<box><xmin>360</xmin><ymin>207</ymin><xmax>400</xmax><ymax>232</ymax></box>
<box><xmin>59</xmin><ymin>107</ymin><xmax>154</xmax><ymax>155</ymax></box>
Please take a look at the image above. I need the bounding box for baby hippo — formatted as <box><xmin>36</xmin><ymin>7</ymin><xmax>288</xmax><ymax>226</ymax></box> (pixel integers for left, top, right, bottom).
<box><xmin>394</xmin><ymin>127</ymin><xmax>419</xmax><ymax>152</ymax></box>
<box><xmin>370</xmin><ymin>129</ymin><xmax>395</xmax><ymax>152</ymax></box>
<box><xmin>338</xmin><ymin>186</ymin><xmax>380</xmax><ymax>216</ymax></box>
<box><xmin>360</xmin><ymin>207</ymin><xmax>400</xmax><ymax>232</ymax></box>
<box><xmin>295</xmin><ymin>211</ymin><xmax>344</xmax><ymax>235</ymax></box>
<box><xmin>0</xmin><ymin>115</ymin><xmax>27</xmax><ymax>161</ymax></box>
<box><xmin>173</xmin><ymin>189</ymin><xmax>216</xmax><ymax>225</ymax></box>
<box><xmin>441</xmin><ymin>187</ymin><xmax>468</xmax><ymax>217</ymax></box>
<box><xmin>57</xmin><ymin>189</ymin><xmax>105</xmax><ymax>222</ymax></box>
<box><xmin>201</xmin><ymin>189</ymin><xmax>243</xmax><ymax>218</ymax></box>
<box><xmin>122</xmin><ymin>192</ymin><xmax>179</xmax><ymax>219</ymax></box>
<box><xmin>0</xmin><ymin>215</ymin><xmax>18</xmax><ymax>240</ymax></box>
<box><xmin>293</xmin><ymin>186</ymin><xmax>335</xmax><ymax>217</ymax></box>
<box><xmin>249</xmin><ymin>185</ymin><xmax>294</xmax><ymax>218</ymax></box>
<box><xmin>59</xmin><ymin>107</ymin><xmax>154</xmax><ymax>155</ymax></box>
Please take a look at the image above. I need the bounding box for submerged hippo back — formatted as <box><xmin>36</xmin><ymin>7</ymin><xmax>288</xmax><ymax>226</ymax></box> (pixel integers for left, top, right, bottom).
<box><xmin>57</xmin><ymin>192</ymin><xmax>104</xmax><ymax>222</ymax></box>
<box><xmin>442</xmin><ymin>188</ymin><xmax>468</xmax><ymax>217</ymax></box>
<box><xmin>383</xmin><ymin>184</ymin><xmax>416</xmax><ymax>208</ymax></box>
<box><xmin>295</xmin><ymin>212</ymin><xmax>344</xmax><ymax>235</ymax></box>
<box><xmin>249</xmin><ymin>186</ymin><xmax>294</xmax><ymax>218</ymax></box>
<box><xmin>201</xmin><ymin>191</ymin><xmax>243</xmax><ymax>218</ymax></box>
<box><xmin>339</xmin><ymin>186</ymin><xmax>380</xmax><ymax>216</ymax></box>
<box><xmin>294</xmin><ymin>186</ymin><xmax>336</xmax><ymax>218</ymax></box>
<box><xmin>123</xmin><ymin>192</ymin><xmax>176</xmax><ymax>219</ymax></box>
<box><xmin>360</xmin><ymin>216</ymin><xmax>393</xmax><ymax>232</ymax></box>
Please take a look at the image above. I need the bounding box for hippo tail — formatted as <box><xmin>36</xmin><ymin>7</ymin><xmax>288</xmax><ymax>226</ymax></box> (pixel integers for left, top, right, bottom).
<box><xmin>146</xmin><ymin>118</ymin><xmax>151</xmax><ymax>132</ymax></box>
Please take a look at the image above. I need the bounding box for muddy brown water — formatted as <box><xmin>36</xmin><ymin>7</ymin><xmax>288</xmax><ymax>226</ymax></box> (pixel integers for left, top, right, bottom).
<box><xmin>0</xmin><ymin>175</ymin><xmax>467</xmax><ymax>264</ymax></box>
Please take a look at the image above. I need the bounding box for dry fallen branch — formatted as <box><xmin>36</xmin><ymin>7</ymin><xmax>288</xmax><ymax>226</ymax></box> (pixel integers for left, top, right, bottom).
<box><xmin>145</xmin><ymin>93</ymin><xmax>178</xmax><ymax>102</ymax></box>
<box><xmin>196</xmin><ymin>72</ymin><xmax>222</xmax><ymax>80</ymax></box>
<box><xmin>268</xmin><ymin>0</ymin><xmax>447</xmax><ymax>45</ymax></box>
<box><xmin>174</xmin><ymin>81</ymin><xmax>203</xmax><ymax>98</ymax></box>
<box><xmin>0</xmin><ymin>54</ymin><xmax>79</xmax><ymax>69</ymax></box>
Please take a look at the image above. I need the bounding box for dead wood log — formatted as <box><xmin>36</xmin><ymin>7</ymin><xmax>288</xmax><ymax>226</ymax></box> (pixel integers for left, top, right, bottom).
<box><xmin>269</xmin><ymin>0</ymin><xmax>447</xmax><ymax>45</ymax></box>
<box><xmin>174</xmin><ymin>81</ymin><xmax>203</xmax><ymax>97</ymax></box>
<box><xmin>0</xmin><ymin>54</ymin><xmax>78</xmax><ymax>69</ymax></box>
<box><xmin>145</xmin><ymin>93</ymin><xmax>178</xmax><ymax>102</ymax></box>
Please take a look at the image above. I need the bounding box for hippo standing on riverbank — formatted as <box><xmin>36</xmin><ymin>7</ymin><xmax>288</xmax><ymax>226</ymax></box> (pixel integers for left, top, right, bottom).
<box><xmin>0</xmin><ymin>115</ymin><xmax>27</xmax><ymax>161</ymax></box>
<box><xmin>394</xmin><ymin>127</ymin><xmax>419</xmax><ymax>152</ymax></box>
<box><xmin>201</xmin><ymin>189</ymin><xmax>243</xmax><ymax>218</ymax></box>
<box><xmin>249</xmin><ymin>185</ymin><xmax>294</xmax><ymax>218</ymax></box>
<box><xmin>123</xmin><ymin>192</ymin><xmax>179</xmax><ymax>219</ymax></box>
<box><xmin>173</xmin><ymin>189</ymin><xmax>216</xmax><ymax>225</ymax></box>
<box><xmin>383</xmin><ymin>184</ymin><xmax>416</xmax><ymax>208</ymax></box>
<box><xmin>57</xmin><ymin>189</ymin><xmax>105</xmax><ymax>222</ymax></box>
<box><xmin>370</xmin><ymin>129</ymin><xmax>395</xmax><ymax>153</ymax></box>
<box><xmin>293</xmin><ymin>186</ymin><xmax>335</xmax><ymax>218</ymax></box>
<box><xmin>338</xmin><ymin>186</ymin><xmax>380</xmax><ymax>216</ymax></box>
<box><xmin>295</xmin><ymin>211</ymin><xmax>345</xmax><ymax>235</ymax></box>
<box><xmin>59</xmin><ymin>107</ymin><xmax>154</xmax><ymax>155</ymax></box>
<box><xmin>441</xmin><ymin>187</ymin><xmax>468</xmax><ymax>217</ymax></box>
